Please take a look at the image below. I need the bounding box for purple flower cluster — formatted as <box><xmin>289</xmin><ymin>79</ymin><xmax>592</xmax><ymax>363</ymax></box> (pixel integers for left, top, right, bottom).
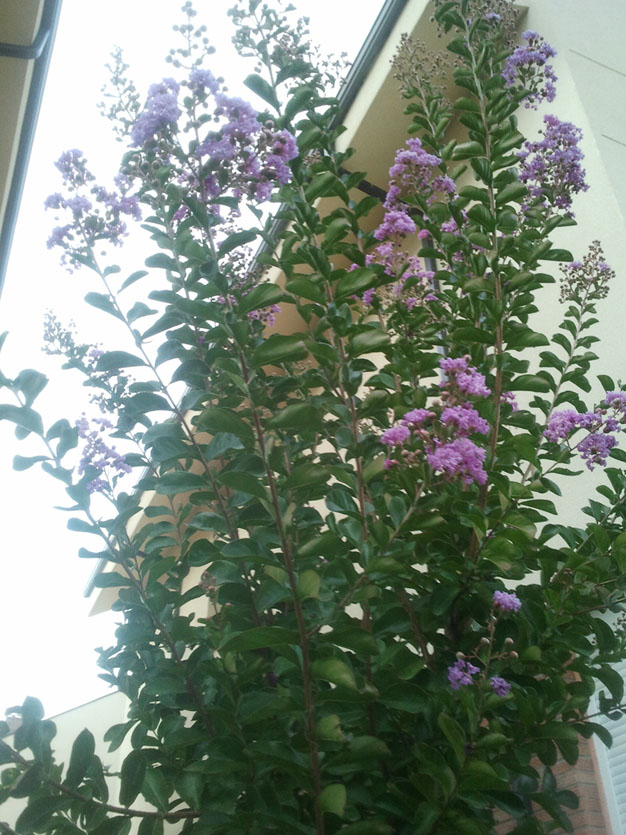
<box><xmin>45</xmin><ymin>151</ymin><xmax>141</xmax><ymax>268</ymax></box>
<box><xmin>381</xmin><ymin>425</ymin><xmax>412</xmax><ymax>447</ymax></box>
<box><xmin>490</xmin><ymin>676</ymin><xmax>511</xmax><ymax>697</ymax></box>
<box><xmin>493</xmin><ymin>590</ymin><xmax>522</xmax><ymax>612</ymax></box>
<box><xmin>448</xmin><ymin>658</ymin><xmax>479</xmax><ymax>690</ymax></box>
<box><xmin>384</xmin><ymin>137</ymin><xmax>454</xmax><ymax>210</ymax></box>
<box><xmin>502</xmin><ymin>30</ymin><xmax>557</xmax><ymax>109</ymax></box>
<box><xmin>195</xmin><ymin>93</ymin><xmax>298</xmax><ymax>203</ymax></box>
<box><xmin>381</xmin><ymin>356</ymin><xmax>491</xmax><ymax>485</ymax></box>
<box><xmin>373</xmin><ymin>137</ymin><xmax>455</xmax><ymax>246</ymax></box>
<box><xmin>440</xmin><ymin>356</ymin><xmax>491</xmax><ymax>398</ymax></box>
<box><xmin>355</xmin><ymin>242</ymin><xmax>436</xmax><ymax>312</ymax></box>
<box><xmin>76</xmin><ymin>416</ymin><xmax>132</xmax><ymax>493</ymax></box>
<box><xmin>545</xmin><ymin>391</ymin><xmax>626</xmax><ymax>469</ymax></box>
<box><xmin>130</xmin><ymin>78</ymin><xmax>181</xmax><ymax>146</ymax></box>
<box><xmin>248</xmin><ymin>303</ymin><xmax>281</xmax><ymax>328</ymax></box>
<box><xmin>441</xmin><ymin>404</ymin><xmax>489</xmax><ymax>436</ymax></box>
<box><xmin>427</xmin><ymin>437</ymin><xmax>487</xmax><ymax>485</ymax></box>
<box><xmin>518</xmin><ymin>114</ymin><xmax>588</xmax><ymax>214</ymax></box>
<box><xmin>374</xmin><ymin>209</ymin><xmax>416</xmax><ymax>241</ymax></box>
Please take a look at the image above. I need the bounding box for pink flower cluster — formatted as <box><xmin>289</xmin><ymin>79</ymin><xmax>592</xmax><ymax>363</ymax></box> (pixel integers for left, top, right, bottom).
<box><xmin>544</xmin><ymin>392</ymin><xmax>626</xmax><ymax>469</ymax></box>
<box><xmin>381</xmin><ymin>356</ymin><xmax>491</xmax><ymax>486</ymax></box>
<box><xmin>372</xmin><ymin>137</ymin><xmax>455</xmax><ymax>244</ymax></box>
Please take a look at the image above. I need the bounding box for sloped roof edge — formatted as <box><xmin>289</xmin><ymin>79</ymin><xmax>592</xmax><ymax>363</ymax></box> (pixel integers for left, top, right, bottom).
<box><xmin>334</xmin><ymin>0</ymin><xmax>410</xmax><ymax>126</ymax></box>
<box><xmin>0</xmin><ymin>0</ymin><xmax>63</xmax><ymax>296</ymax></box>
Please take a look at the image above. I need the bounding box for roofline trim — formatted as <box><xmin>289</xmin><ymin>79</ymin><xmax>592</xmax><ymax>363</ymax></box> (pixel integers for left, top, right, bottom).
<box><xmin>0</xmin><ymin>0</ymin><xmax>64</xmax><ymax>296</ymax></box>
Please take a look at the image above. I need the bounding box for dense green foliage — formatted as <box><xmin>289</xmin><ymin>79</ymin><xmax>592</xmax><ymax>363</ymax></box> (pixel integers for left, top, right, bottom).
<box><xmin>1</xmin><ymin>2</ymin><xmax>626</xmax><ymax>832</ymax></box>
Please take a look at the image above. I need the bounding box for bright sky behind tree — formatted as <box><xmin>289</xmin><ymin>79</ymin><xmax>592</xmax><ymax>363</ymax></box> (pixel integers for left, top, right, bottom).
<box><xmin>0</xmin><ymin>0</ymin><xmax>385</xmax><ymax>718</ymax></box>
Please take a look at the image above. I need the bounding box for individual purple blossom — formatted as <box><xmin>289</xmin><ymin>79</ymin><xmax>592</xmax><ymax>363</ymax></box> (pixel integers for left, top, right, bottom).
<box><xmin>606</xmin><ymin>392</ymin><xmax>626</xmax><ymax>410</ymax></box>
<box><xmin>440</xmin><ymin>356</ymin><xmax>469</xmax><ymax>375</ymax></box>
<box><xmin>374</xmin><ymin>209</ymin><xmax>416</xmax><ymax>241</ymax></box>
<box><xmin>501</xmin><ymin>391</ymin><xmax>518</xmax><ymax>412</ymax></box>
<box><xmin>427</xmin><ymin>437</ymin><xmax>487</xmax><ymax>485</ymax></box>
<box><xmin>577</xmin><ymin>432</ymin><xmax>617</xmax><ymax>470</ymax></box>
<box><xmin>46</xmin><ymin>225</ymin><xmax>73</xmax><ymax>250</ymax></box>
<box><xmin>381</xmin><ymin>425</ymin><xmax>411</xmax><ymax>446</ymax></box>
<box><xmin>502</xmin><ymin>30</ymin><xmax>557</xmax><ymax>109</ymax></box>
<box><xmin>457</xmin><ymin>368</ymin><xmax>491</xmax><ymax>398</ymax></box>
<box><xmin>490</xmin><ymin>676</ymin><xmax>511</xmax><ymax>697</ymax></box>
<box><xmin>189</xmin><ymin>67</ymin><xmax>220</xmax><ymax>94</ymax></box>
<box><xmin>402</xmin><ymin>408</ymin><xmax>434</xmax><ymax>427</ymax></box>
<box><xmin>248</xmin><ymin>304</ymin><xmax>281</xmax><ymax>327</ymax></box>
<box><xmin>361</xmin><ymin>288</ymin><xmax>376</xmax><ymax>306</ymax></box>
<box><xmin>441</xmin><ymin>404</ymin><xmax>489</xmax><ymax>436</ymax></box>
<box><xmin>441</xmin><ymin>218</ymin><xmax>459</xmax><ymax>235</ymax></box>
<box><xmin>448</xmin><ymin>658</ymin><xmax>480</xmax><ymax>690</ymax></box>
<box><xmin>130</xmin><ymin>78</ymin><xmax>181</xmax><ymax>146</ymax></box>
<box><xmin>518</xmin><ymin>115</ymin><xmax>588</xmax><ymax>213</ymax></box>
<box><xmin>493</xmin><ymin>590</ymin><xmax>522</xmax><ymax>612</ymax></box>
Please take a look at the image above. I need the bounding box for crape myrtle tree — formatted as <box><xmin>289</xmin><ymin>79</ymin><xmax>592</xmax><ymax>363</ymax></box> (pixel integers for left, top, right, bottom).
<box><xmin>1</xmin><ymin>0</ymin><xmax>626</xmax><ymax>832</ymax></box>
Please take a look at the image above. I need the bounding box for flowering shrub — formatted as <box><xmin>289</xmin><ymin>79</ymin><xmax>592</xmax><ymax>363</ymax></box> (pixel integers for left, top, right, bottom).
<box><xmin>2</xmin><ymin>1</ymin><xmax>626</xmax><ymax>833</ymax></box>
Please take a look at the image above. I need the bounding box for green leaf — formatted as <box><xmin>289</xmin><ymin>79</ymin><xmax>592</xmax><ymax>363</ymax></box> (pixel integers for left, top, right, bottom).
<box><xmin>320</xmin><ymin>784</ymin><xmax>346</xmax><ymax>817</ymax></box>
<box><xmin>197</xmin><ymin>407</ymin><xmax>254</xmax><ymax>445</ymax></box>
<box><xmin>244</xmin><ymin>73</ymin><xmax>279</xmax><ymax>108</ymax></box>
<box><xmin>251</xmin><ymin>333</ymin><xmax>308</xmax><ymax>366</ymax></box>
<box><xmin>335</xmin><ymin>267</ymin><xmax>378</xmax><ymax>300</ymax></box>
<box><xmin>237</xmin><ymin>283</ymin><xmax>285</xmax><ymax>315</ymax></box>
<box><xmin>174</xmin><ymin>770</ymin><xmax>204</xmax><ymax>809</ymax></box>
<box><xmin>311</xmin><ymin>658</ymin><xmax>357</xmax><ymax>690</ymax></box>
<box><xmin>10</xmin><ymin>764</ymin><xmax>43</xmax><ymax>798</ymax></box>
<box><xmin>218</xmin><ymin>470</ymin><xmax>267</xmax><ymax>499</ymax></box>
<box><xmin>84</xmin><ymin>291</ymin><xmax>122</xmax><ymax>319</ymax></box>
<box><xmin>306</xmin><ymin>172</ymin><xmax>339</xmax><ymax>202</ymax></box>
<box><xmin>496</xmin><ymin>181</ymin><xmax>528</xmax><ymax>206</ymax></box>
<box><xmin>338</xmin><ymin>822</ymin><xmax>393</xmax><ymax>834</ymax></box>
<box><xmin>145</xmin><ymin>253</ymin><xmax>179</xmax><ymax>272</ymax></box>
<box><xmin>221</xmin><ymin>626</ymin><xmax>299</xmax><ymax>652</ymax></box>
<box><xmin>218</xmin><ymin>229</ymin><xmax>257</xmax><ymax>257</ymax></box>
<box><xmin>13</xmin><ymin>455</ymin><xmax>48</xmax><ymax>471</ymax></box>
<box><xmin>65</xmin><ymin>728</ymin><xmax>95</xmax><ymax>788</ymax></box>
<box><xmin>119</xmin><ymin>749</ymin><xmax>147</xmax><ymax>807</ymax></box>
<box><xmin>348</xmin><ymin>329</ymin><xmax>390</xmax><ymax>356</ymax></box>
<box><xmin>21</xmin><ymin>696</ymin><xmax>44</xmax><ymax>724</ymax></box>
<box><xmin>267</xmin><ymin>402</ymin><xmax>320</xmax><ymax>430</ymax></box>
<box><xmin>437</xmin><ymin>713</ymin><xmax>466</xmax><ymax>765</ymax></box>
<box><xmin>511</xmin><ymin>374</ymin><xmax>551</xmax><ymax>392</ymax></box>
<box><xmin>317</xmin><ymin>714</ymin><xmax>344</xmax><ymax>742</ymax></box>
<box><xmin>14</xmin><ymin>370</ymin><xmax>47</xmax><ymax>406</ymax></box>
<box><xmin>93</xmin><ymin>572</ymin><xmax>131</xmax><ymax>589</ymax></box>
<box><xmin>297</xmin><ymin>569</ymin><xmax>320</xmax><ymax>599</ymax></box>
<box><xmin>15</xmin><ymin>796</ymin><xmax>66</xmax><ymax>834</ymax></box>
<box><xmin>120</xmin><ymin>269</ymin><xmax>149</xmax><ymax>291</ymax></box>
<box><xmin>0</xmin><ymin>404</ymin><xmax>43</xmax><ymax>435</ymax></box>
<box><xmin>96</xmin><ymin>351</ymin><xmax>147</xmax><ymax>372</ymax></box>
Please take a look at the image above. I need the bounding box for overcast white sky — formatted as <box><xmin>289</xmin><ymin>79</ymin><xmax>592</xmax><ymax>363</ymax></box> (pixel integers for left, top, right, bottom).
<box><xmin>0</xmin><ymin>0</ymin><xmax>385</xmax><ymax>718</ymax></box>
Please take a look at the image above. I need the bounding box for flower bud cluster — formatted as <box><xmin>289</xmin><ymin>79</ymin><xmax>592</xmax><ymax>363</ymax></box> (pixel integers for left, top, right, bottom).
<box><xmin>559</xmin><ymin>241</ymin><xmax>613</xmax><ymax>303</ymax></box>
<box><xmin>448</xmin><ymin>590</ymin><xmax>521</xmax><ymax>694</ymax></box>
